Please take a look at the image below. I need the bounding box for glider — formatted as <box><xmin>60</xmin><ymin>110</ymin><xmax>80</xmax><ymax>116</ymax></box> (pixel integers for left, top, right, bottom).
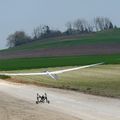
<box><xmin>0</xmin><ymin>62</ymin><xmax>103</xmax><ymax>80</ymax></box>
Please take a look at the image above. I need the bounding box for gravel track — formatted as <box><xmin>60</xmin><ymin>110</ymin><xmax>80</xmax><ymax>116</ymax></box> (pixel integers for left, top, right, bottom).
<box><xmin>0</xmin><ymin>80</ymin><xmax>120</xmax><ymax>120</ymax></box>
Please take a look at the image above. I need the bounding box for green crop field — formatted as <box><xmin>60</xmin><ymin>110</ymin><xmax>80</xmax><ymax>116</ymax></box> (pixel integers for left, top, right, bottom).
<box><xmin>0</xmin><ymin>54</ymin><xmax>120</xmax><ymax>71</ymax></box>
<box><xmin>3</xmin><ymin>64</ymin><xmax>120</xmax><ymax>98</ymax></box>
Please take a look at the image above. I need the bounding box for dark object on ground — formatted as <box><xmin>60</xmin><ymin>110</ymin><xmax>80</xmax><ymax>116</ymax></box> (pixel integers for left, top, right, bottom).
<box><xmin>0</xmin><ymin>75</ymin><xmax>11</xmax><ymax>79</ymax></box>
<box><xmin>36</xmin><ymin>93</ymin><xmax>50</xmax><ymax>104</ymax></box>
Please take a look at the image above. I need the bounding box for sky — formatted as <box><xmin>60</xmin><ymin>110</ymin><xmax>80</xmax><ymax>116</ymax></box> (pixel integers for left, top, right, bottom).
<box><xmin>0</xmin><ymin>0</ymin><xmax>120</xmax><ymax>49</ymax></box>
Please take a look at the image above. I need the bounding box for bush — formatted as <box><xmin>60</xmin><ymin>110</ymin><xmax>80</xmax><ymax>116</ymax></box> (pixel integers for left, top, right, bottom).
<box><xmin>0</xmin><ymin>75</ymin><xmax>11</xmax><ymax>79</ymax></box>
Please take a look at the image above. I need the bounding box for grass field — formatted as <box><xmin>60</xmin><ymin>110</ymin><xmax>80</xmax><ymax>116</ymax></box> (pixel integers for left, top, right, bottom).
<box><xmin>0</xmin><ymin>54</ymin><xmax>120</xmax><ymax>71</ymax></box>
<box><xmin>2</xmin><ymin>64</ymin><xmax>120</xmax><ymax>98</ymax></box>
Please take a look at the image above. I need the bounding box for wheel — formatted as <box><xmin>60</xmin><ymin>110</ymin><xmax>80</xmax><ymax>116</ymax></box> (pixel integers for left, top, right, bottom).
<box><xmin>47</xmin><ymin>100</ymin><xmax>50</xmax><ymax>104</ymax></box>
<box><xmin>36</xmin><ymin>101</ymin><xmax>38</xmax><ymax>104</ymax></box>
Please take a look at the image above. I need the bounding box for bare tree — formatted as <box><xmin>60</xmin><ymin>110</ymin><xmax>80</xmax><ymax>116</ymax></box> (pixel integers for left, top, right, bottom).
<box><xmin>104</xmin><ymin>18</ymin><xmax>113</xmax><ymax>30</ymax></box>
<box><xmin>74</xmin><ymin>19</ymin><xmax>83</xmax><ymax>32</ymax></box>
<box><xmin>87</xmin><ymin>23</ymin><xmax>94</xmax><ymax>32</ymax></box>
<box><xmin>33</xmin><ymin>25</ymin><xmax>52</xmax><ymax>39</ymax></box>
<box><xmin>65</xmin><ymin>21</ymin><xmax>73</xmax><ymax>34</ymax></box>
<box><xmin>33</xmin><ymin>25</ymin><xmax>44</xmax><ymax>40</ymax></box>
<box><xmin>7</xmin><ymin>34</ymin><xmax>16</xmax><ymax>48</ymax></box>
<box><xmin>33</xmin><ymin>27</ymin><xmax>41</xmax><ymax>40</ymax></box>
<box><xmin>73</xmin><ymin>19</ymin><xmax>88</xmax><ymax>33</ymax></box>
<box><xmin>65</xmin><ymin>21</ymin><xmax>72</xmax><ymax>30</ymax></box>
<box><xmin>94</xmin><ymin>17</ymin><xmax>113</xmax><ymax>31</ymax></box>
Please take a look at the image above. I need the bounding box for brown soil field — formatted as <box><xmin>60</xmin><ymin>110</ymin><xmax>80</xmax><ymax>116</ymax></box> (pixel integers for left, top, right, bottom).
<box><xmin>0</xmin><ymin>43</ymin><xmax>120</xmax><ymax>59</ymax></box>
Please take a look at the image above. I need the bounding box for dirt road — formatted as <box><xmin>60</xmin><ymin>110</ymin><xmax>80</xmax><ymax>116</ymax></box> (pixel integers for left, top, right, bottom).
<box><xmin>0</xmin><ymin>80</ymin><xmax>120</xmax><ymax>120</ymax></box>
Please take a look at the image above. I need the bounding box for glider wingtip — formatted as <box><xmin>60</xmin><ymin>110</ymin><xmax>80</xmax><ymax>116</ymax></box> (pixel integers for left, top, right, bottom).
<box><xmin>99</xmin><ymin>62</ymin><xmax>105</xmax><ymax>65</ymax></box>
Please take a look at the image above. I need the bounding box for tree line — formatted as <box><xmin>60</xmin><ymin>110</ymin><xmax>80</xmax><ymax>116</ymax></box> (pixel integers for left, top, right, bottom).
<box><xmin>7</xmin><ymin>17</ymin><xmax>117</xmax><ymax>48</ymax></box>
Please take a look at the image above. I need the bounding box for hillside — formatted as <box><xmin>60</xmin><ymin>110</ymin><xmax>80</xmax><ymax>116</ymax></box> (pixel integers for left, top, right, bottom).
<box><xmin>0</xmin><ymin>29</ymin><xmax>120</xmax><ymax>70</ymax></box>
<box><xmin>0</xmin><ymin>29</ymin><xmax>120</xmax><ymax>59</ymax></box>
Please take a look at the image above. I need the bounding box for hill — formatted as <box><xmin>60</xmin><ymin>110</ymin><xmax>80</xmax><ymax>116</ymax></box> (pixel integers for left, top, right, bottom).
<box><xmin>0</xmin><ymin>29</ymin><xmax>120</xmax><ymax>59</ymax></box>
<box><xmin>0</xmin><ymin>29</ymin><xmax>120</xmax><ymax>70</ymax></box>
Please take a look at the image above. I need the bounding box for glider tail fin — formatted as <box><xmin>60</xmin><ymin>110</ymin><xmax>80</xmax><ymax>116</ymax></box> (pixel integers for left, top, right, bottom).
<box><xmin>46</xmin><ymin>71</ymin><xmax>59</xmax><ymax>80</ymax></box>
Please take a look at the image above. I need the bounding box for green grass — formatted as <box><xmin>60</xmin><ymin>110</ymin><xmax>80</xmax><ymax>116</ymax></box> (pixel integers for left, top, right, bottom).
<box><xmin>0</xmin><ymin>54</ymin><xmax>120</xmax><ymax>71</ymax></box>
<box><xmin>1</xmin><ymin>29</ymin><xmax>120</xmax><ymax>52</ymax></box>
<box><xmin>4</xmin><ymin>64</ymin><xmax>120</xmax><ymax>98</ymax></box>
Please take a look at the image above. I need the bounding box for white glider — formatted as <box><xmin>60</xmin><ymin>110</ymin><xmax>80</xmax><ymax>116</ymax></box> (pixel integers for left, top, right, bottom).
<box><xmin>0</xmin><ymin>62</ymin><xmax>103</xmax><ymax>80</ymax></box>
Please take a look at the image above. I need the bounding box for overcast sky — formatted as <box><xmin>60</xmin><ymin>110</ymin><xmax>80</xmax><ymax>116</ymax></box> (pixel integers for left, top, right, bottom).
<box><xmin>0</xmin><ymin>0</ymin><xmax>120</xmax><ymax>49</ymax></box>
